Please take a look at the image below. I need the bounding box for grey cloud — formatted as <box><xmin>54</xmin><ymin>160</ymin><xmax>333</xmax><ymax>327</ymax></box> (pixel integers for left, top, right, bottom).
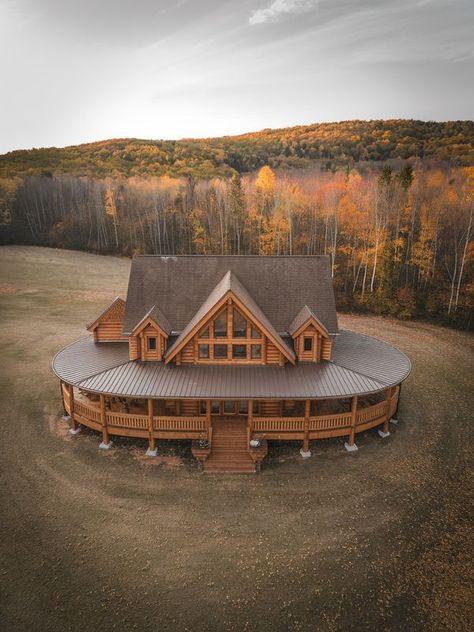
<box><xmin>0</xmin><ymin>0</ymin><xmax>472</xmax><ymax>153</ymax></box>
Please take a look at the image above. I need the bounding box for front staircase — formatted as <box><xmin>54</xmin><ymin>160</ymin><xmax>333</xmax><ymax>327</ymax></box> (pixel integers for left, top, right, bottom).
<box><xmin>204</xmin><ymin>419</ymin><xmax>256</xmax><ymax>473</ymax></box>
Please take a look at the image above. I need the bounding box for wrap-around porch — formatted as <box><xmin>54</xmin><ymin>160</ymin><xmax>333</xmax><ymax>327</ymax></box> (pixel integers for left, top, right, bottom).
<box><xmin>60</xmin><ymin>383</ymin><xmax>400</xmax><ymax>471</ymax></box>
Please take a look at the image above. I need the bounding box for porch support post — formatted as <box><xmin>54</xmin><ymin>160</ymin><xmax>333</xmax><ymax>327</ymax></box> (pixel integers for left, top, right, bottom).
<box><xmin>67</xmin><ymin>384</ymin><xmax>81</xmax><ymax>435</ymax></box>
<box><xmin>378</xmin><ymin>388</ymin><xmax>393</xmax><ymax>438</ymax></box>
<box><xmin>206</xmin><ymin>399</ymin><xmax>211</xmax><ymax>440</ymax></box>
<box><xmin>248</xmin><ymin>400</ymin><xmax>253</xmax><ymax>437</ymax></box>
<box><xmin>390</xmin><ymin>385</ymin><xmax>401</xmax><ymax>425</ymax></box>
<box><xmin>345</xmin><ymin>396</ymin><xmax>359</xmax><ymax>452</ymax></box>
<box><xmin>300</xmin><ymin>399</ymin><xmax>312</xmax><ymax>458</ymax></box>
<box><xmin>146</xmin><ymin>398</ymin><xmax>157</xmax><ymax>456</ymax></box>
<box><xmin>60</xmin><ymin>381</ymin><xmax>67</xmax><ymax>416</ymax></box>
<box><xmin>99</xmin><ymin>394</ymin><xmax>112</xmax><ymax>450</ymax></box>
<box><xmin>68</xmin><ymin>384</ymin><xmax>75</xmax><ymax>425</ymax></box>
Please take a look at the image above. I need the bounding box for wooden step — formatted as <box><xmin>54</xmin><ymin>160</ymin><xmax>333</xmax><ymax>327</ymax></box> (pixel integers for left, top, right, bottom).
<box><xmin>202</xmin><ymin>419</ymin><xmax>259</xmax><ymax>473</ymax></box>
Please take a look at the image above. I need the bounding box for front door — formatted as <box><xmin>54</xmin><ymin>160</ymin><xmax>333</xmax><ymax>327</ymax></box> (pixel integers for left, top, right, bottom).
<box><xmin>223</xmin><ymin>400</ymin><xmax>237</xmax><ymax>415</ymax></box>
<box><xmin>209</xmin><ymin>400</ymin><xmax>249</xmax><ymax>416</ymax></box>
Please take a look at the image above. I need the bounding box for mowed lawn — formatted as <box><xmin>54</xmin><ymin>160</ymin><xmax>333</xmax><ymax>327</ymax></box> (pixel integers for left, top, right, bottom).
<box><xmin>0</xmin><ymin>245</ymin><xmax>472</xmax><ymax>632</ymax></box>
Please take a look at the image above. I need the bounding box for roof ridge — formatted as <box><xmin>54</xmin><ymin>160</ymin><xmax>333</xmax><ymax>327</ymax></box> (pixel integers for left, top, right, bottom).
<box><xmin>327</xmin><ymin>359</ymin><xmax>388</xmax><ymax>389</ymax></box>
<box><xmin>133</xmin><ymin>254</ymin><xmax>331</xmax><ymax>259</ymax></box>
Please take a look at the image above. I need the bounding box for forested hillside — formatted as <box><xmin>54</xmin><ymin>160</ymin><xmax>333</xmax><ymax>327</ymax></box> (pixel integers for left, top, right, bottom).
<box><xmin>1</xmin><ymin>162</ymin><xmax>472</xmax><ymax>330</ymax></box>
<box><xmin>1</xmin><ymin>120</ymin><xmax>473</xmax><ymax>179</ymax></box>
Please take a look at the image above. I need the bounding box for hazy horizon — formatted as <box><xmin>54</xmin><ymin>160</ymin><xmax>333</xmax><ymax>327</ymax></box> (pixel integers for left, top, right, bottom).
<box><xmin>1</xmin><ymin>0</ymin><xmax>473</xmax><ymax>154</ymax></box>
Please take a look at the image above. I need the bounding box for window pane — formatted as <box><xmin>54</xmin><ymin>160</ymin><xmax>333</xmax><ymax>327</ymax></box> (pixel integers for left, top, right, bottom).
<box><xmin>223</xmin><ymin>401</ymin><xmax>236</xmax><ymax>414</ymax></box>
<box><xmin>239</xmin><ymin>400</ymin><xmax>248</xmax><ymax>414</ymax></box>
<box><xmin>214</xmin><ymin>312</ymin><xmax>227</xmax><ymax>337</ymax></box>
<box><xmin>251</xmin><ymin>344</ymin><xmax>261</xmax><ymax>359</ymax></box>
<box><xmin>251</xmin><ymin>326</ymin><xmax>261</xmax><ymax>339</ymax></box>
<box><xmin>214</xmin><ymin>344</ymin><xmax>228</xmax><ymax>359</ymax></box>
<box><xmin>198</xmin><ymin>344</ymin><xmax>209</xmax><ymax>359</ymax></box>
<box><xmin>211</xmin><ymin>401</ymin><xmax>220</xmax><ymax>414</ymax></box>
<box><xmin>233</xmin><ymin>309</ymin><xmax>247</xmax><ymax>338</ymax></box>
<box><xmin>147</xmin><ymin>337</ymin><xmax>157</xmax><ymax>350</ymax></box>
<box><xmin>304</xmin><ymin>337</ymin><xmax>313</xmax><ymax>351</ymax></box>
<box><xmin>199</xmin><ymin>326</ymin><xmax>209</xmax><ymax>339</ymax></box>
<box><xmin>199</xmin><ymin>401</ymin><xmax>207</xmax><ymax>415</ymax></box>
<box><xmin>232</xmin><ymin>344</ymin><xmax>247</xmax><ymax>359</ymax></box>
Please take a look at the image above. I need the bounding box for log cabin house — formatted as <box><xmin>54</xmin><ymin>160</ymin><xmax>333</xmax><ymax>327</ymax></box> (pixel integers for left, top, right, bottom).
<box><xmin>53</xmin><ymin>256</ymin><xmax>411</xmax><ymax>473</ymax></box>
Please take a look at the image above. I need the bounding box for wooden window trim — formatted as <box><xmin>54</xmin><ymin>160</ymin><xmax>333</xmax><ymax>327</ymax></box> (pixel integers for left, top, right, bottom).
<box><xmin>165</xmin><ymin>292</ymin><xmax>294</xmax><ymax>365</ymax></box>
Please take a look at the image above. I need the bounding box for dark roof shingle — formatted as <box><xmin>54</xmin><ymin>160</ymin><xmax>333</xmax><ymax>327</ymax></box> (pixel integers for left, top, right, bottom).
<box><xmin>164</xmin><ymin>270</ymin><xmax>295</xmax><ymax>362</ymax></box>
<box><xmin>122</xmin><ymin>255</ymin><xmax>338</xmax><ymax>335</ymax></box>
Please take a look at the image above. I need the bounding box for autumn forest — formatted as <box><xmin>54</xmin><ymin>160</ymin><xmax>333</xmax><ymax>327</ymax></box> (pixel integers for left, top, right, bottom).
<box><xmin>1</xmin><ymin>121</ymin><xmax>473</xmax><ymax>330</ymax></box>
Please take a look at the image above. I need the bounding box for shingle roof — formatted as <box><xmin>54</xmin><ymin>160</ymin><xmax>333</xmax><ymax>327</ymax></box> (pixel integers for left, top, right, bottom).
<box><xmin>53</xmin><ymin>330</ymin><xmax>411</xmax><ymax>399</ymax></box>
<box><xmin>132</xmin><ymin>304</ymin><xmax>172</xmax><ymax>335</ymax></box>
<box><xmin>164</xmin><ymin>270</ymin><xmax>296</xmax><ymax>362</ymax></box>
<box><xmin>122</xmin><ymin>255</ymin><xmax>338</xmax><ymax>335</ymax></box>
<box><xmin>288</xmin><ymin>305</ymin><xmax>329</xmax><ymax>337</ymax></box>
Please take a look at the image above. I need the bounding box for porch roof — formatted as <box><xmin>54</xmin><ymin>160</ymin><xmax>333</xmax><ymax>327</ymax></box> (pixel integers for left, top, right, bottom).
<box><xmin>53</xmin><ymin>331</ymin><xmax>410</xmax><ymax>400</ymax></box>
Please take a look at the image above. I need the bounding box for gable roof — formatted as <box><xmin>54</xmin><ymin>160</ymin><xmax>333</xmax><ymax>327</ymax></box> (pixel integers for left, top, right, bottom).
<box><xmin>164</xmin><ymin>270</ymin><xmax>296</xmax><ymax>363</ymax></box>
<box><xmin>122</xmin><ymin>256</ymin><xmax>338</xmax><ymax>336</ymax></box>
<box><xmin>288</xmin><ymin>305</ymin><xmax>329</xmax><ymax>338</ymax></box>
<box><xmin>131</xmin><ymin>304</ymin><xmax>172</xmax><ymax>336</ymax></box>
<box><xmin>87</xmin><ymin>297</ymin><xmax>124</xmax><ymax>331</ymax></box>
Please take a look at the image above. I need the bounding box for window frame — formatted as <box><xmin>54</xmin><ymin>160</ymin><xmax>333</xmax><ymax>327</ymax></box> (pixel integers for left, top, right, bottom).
<box><xmin>303</xmin><ymin>337</ymin><xmax>313</xmax><ymax>352</ymax></box>
<box><xmin>147</xmin><ymin>336</ymin><xmax>157</xmax><ymax>351</ymax></box>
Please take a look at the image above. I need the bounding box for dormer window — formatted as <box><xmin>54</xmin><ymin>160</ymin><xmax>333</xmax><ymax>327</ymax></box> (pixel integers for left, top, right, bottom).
<box><xmin>303</xmin><ymin>337</ymin><xmax>313</xmax><ymax>352</ymax></box>
<box><xmin>147</xmin><ymin>337</ymin><xmax>157</xmax><ymax>351</ymax></box>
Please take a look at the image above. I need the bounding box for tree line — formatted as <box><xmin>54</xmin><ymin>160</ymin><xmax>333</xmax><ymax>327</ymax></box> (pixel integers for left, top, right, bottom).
<box><xmin>1</xmin><ymin>163</ymin><xmax>472</xmax><ymax>330</ymax></box>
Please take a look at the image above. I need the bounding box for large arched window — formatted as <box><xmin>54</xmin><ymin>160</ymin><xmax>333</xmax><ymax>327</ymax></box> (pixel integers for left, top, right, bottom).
<box><xmin>195</xmin><ymin>303</ymin><xmax>263</xmax><ymax>362</ymax></box>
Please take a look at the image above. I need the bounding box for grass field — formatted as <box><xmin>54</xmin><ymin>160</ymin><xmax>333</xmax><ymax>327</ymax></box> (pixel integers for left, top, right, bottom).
<box><xmin>0</xmin><ymin>246</ymin><xmax>472</xmax><ymax>632</ymax></box>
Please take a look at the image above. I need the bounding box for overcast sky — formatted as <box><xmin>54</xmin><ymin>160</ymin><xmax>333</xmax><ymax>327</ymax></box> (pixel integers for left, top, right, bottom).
<box><xmin>0</xmin><ymin>0</ymin><xmax>472</xmax><ymax>153</ymax></box>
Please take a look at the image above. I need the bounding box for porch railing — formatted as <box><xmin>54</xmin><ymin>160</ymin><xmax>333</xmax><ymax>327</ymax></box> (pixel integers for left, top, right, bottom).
<box><xmin>253</xmin><ymin>417</ymin><xmax>305</xmax><ymax>432</ymax></box>
<box><xmin>153</xmin><ymin>416</ymin><xmax>206</xmax><ymax>431</ymax></box>
<box><xmin>63</xmin><ymin>384</ymin><xmax>400</xmax><ymax>441</ymax></box>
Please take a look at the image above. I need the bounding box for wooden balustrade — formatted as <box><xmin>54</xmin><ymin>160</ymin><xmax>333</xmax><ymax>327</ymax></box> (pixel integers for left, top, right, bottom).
<box><xmin>356</xmin><ymin>401</ymin><xmax>387</xmax><ymax>425</ymax></box>
<box><xmin>153</xmin><ymin>416</ymin><xmax>206</xmax><ymax>431</ymax></box>
<box><xmin>106</xmin><ymin>411</ymin><xmax>148</xmax><ymax>429</ymax></box>
<box><xmin>253</xmin><ymin>417</ymin><xmax>305</xmax><ymax>432</ymax></box>
<box><xmin>73</xmin><ymin>399</ymin><xmax>101</xmax><ymax>423</ymax></box>
<box><xmin>64</xmin><ymin>386</ymin><xmax>400</xmax><ymax>442</ymax></box>
<box><xmin>309</xmin><ymin>412</ymin><xmax>352</xmax><ymax>431</ymax></box>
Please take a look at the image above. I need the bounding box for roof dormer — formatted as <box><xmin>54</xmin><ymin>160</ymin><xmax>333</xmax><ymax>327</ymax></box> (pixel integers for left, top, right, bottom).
<box><xmin>289</xmin><ymin>305</ymin><xmax>332</xmax><ymax>362</ymax></box>
<box><xmin>129</xmin><ymin>305</ymin><xmax>171</xmax><ymax>361</ymax></box>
